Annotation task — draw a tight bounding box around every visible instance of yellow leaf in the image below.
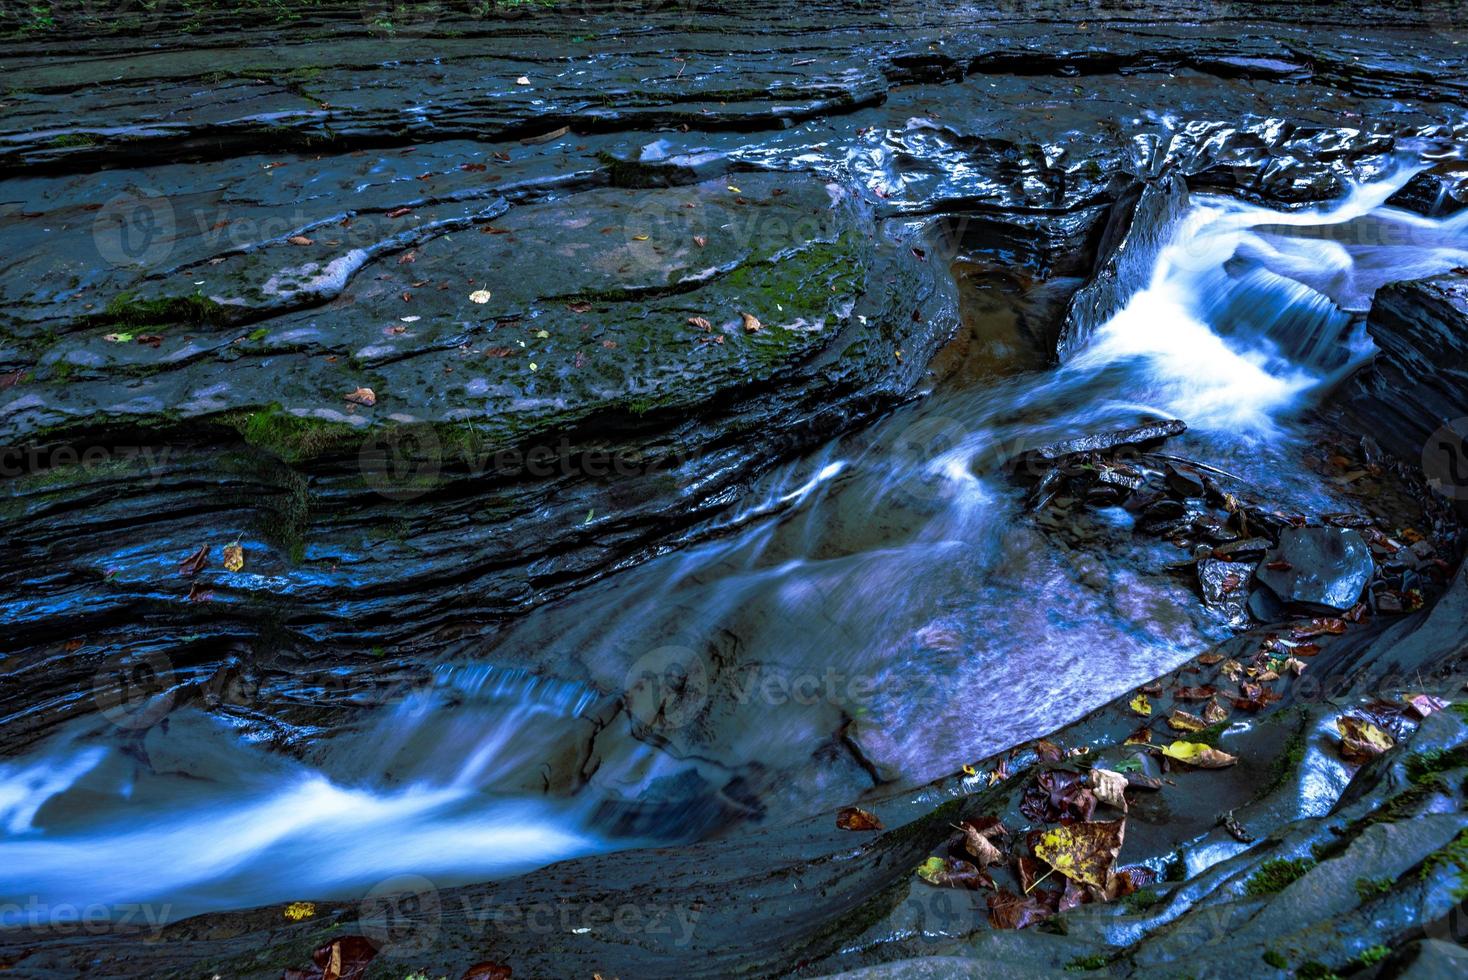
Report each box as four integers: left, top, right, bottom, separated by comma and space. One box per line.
1159, 740, 1237, 768
469, 289, 492, 304
1337, 715, 1394, 763
529, 362, 538, 371
1129, 693, 1152, 717
632, 234, 650, 241
727, 185, 742, 193
222, 542, 244, 573
283, 901, 315, 921
1033, 820, 1125, 889
535, 329, 550, 339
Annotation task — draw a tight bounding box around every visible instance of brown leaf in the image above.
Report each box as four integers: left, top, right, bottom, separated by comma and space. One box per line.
1174, 685, 1217, 701
953, 823, 1004, 867
740, 312, 762, 333
1020, 769, 1096, 823
136, 334, 164, 348
835, 805, 883, 831
521, 125, 569, 145
1167, 708, 1207, 733
567, 301, 593, 313
385, 207, 413, 219
1405, 694, 1448, 720
988, 888, 1051, 930
687, 316, 712, 331
1197, 652, 1224, 665
1293, 617, 1346, 639
287, 235, 314, 246
282, 935, 377, 980
693, 235, 707, 247
1033, 739, 1064, 762
345, 387, 377, 407
1123, 725, 1152, 746
178, 544, 208, 577
462, 965, 512, 980
1202, 699, 1229, 725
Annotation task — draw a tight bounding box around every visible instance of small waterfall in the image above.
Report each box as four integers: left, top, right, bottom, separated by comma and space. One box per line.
2, 169, 1465, 928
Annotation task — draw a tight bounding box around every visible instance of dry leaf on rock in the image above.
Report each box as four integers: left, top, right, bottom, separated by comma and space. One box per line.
1167, 708, 1207, 733
178, 544, 208, 577
1158, 740, 1237, 768
1033, 819, 1125, 890
740, 312, 762, 333
1337, 715, 1394, 763
222, 541, 244, 573
345, 387, 376, 407
915, 856, 992, 890
1088, 768, 1129, 811
835, 806, 883, 831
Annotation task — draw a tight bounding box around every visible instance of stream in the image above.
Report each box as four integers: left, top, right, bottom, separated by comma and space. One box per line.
3, 167, 1467, 928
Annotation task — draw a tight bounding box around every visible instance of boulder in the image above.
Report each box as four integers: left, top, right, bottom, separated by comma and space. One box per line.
1254, 526, 1374, 611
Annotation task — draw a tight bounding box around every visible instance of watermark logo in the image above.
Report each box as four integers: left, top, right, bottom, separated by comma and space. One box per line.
359, 874, 442, 959
622, 644, 709, 734
92, 650, 175, 730
359, 423, 444, 501
92, 190, 175, 269
1423, 418, 1468, 501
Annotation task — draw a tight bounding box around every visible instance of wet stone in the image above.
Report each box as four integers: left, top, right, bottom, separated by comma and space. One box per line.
1254, 526, 1375, 612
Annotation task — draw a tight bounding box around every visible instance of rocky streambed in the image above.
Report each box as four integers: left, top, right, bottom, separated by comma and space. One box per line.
3, 2, 1468, 977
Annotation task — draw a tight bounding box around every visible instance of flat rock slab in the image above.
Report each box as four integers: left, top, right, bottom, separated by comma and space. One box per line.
1255, 526, 1374, 611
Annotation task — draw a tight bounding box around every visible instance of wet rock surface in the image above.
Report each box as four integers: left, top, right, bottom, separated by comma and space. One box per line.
3, 1, 1468, 976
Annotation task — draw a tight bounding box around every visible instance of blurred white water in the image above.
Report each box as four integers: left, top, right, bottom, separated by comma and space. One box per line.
3, 170, 1466, 926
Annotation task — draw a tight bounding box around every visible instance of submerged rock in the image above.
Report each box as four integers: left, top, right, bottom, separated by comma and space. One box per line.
1255, 526, 1374, 611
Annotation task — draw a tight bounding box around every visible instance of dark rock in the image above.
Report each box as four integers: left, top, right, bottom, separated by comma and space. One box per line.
1019, 419, 1187, 464
1254, 527, 1375, 611
1197, 558, 1255, 625
1165, 464, 1205, 499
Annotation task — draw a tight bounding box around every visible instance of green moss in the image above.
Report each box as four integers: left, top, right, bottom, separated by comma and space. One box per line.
1065, 953, 1109, 971
99, 291, 226, 330
1124, 887, 1160, 911
1405, 746, 1468, 785
50, 132, 98, 148
1244, 857, 1316, 897
1261, 949, 1287, 968
1349, 945, 1390, 969
1353, 876, 1393, 901
1418, 828, 1468, 898
1294, 963, 1339, 980
227, 405, 360, 463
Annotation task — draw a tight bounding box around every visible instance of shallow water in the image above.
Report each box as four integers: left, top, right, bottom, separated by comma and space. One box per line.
3, 169, 1466, 926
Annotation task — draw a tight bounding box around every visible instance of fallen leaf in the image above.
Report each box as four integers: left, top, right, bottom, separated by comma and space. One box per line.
135, 334, 164, 348
740, 312, 762, 333
1158, 740, 1237, 768
916, 856, 992, 890
1405, 694, 1447, 720
1202, 699, 1229, 725
1089, 768, 1129, 811
954, 823, 1004, 867
567, 301, 593, 313
693, 235, 707, 247
988, 888, 1051, 930
178, 544, 208, 577
282, 935, 377, 980
1033, 819, 1125, 889
687, 316, 711, 331
461, 965, 512, 980
283, 901, 316, 921
469, 289, 493, 304
514, 76, 531, 85
288, 235, 313, 246
632, 234, 650, 241
104, 332, 134, 343
1020, 769, 1096, 823
835, 806, 883, 831
1337, 715, 1394, 763
1167, 708, 1207, 733
385, 207, 413, 219
345, 387, 377, 407
1129, 693, 1152, 717
534, 329, 550, 339
1033, 739, 1064, 762
1175, 685, 1217, 701
521, 125, 569, 145
222, 541, 244, 573
1123, 726, 1152, 746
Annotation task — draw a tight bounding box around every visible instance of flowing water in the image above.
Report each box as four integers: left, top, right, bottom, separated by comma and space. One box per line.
4, 169, 1467, 927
